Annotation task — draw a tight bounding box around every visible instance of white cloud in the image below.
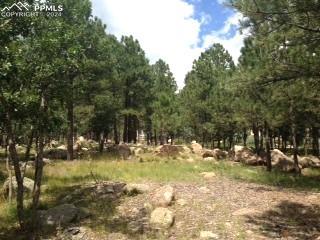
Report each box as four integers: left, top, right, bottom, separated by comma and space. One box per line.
91, 0, 246, 89
202, 12, 248, 63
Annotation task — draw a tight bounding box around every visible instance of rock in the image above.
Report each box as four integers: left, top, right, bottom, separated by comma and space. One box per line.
212, 148, 228, 160
176, 199, 187, 206
301, 168, 314, 177
124, 183, 151, 195
181, 146, 192, 154
199, 186, 210, 194
202, 149, 227, 160
49, 140, 59, 148
202, 150, 214, 158
234, 145, 244, 152
3, 177, 34, 198
156, 144, 181, 157
234, 146, 264, 166
203, 157, 216, 162
134, 148, 144, 156
57, 227, 88, 240
232, 208, 259, 216
150, 207, 174, 229
300, 156, 320, 168
151, 185, 175, 207
271, 149, 299, 172
118, 144, 131, 160
115, 206, 149, 234
191, 142, 203, 154
200, 231, 219, 239
38, 204, 87, 227
43, 158, 52, 165
106, 144, 131, 160
200, 172, 216, 180
143, 202, 154, 213
94, 182, 126, 198
57, 145, 67, 150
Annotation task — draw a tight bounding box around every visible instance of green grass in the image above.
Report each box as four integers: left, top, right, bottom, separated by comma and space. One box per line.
0, 155, 320, 238
209, 162, 320, 191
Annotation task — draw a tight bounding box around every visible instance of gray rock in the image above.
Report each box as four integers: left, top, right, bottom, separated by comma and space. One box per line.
191, 142, 203, 154
38, 204, 87, 227
234, 146, 264, 166
200, 231, 219, 239
150, 207, 174, 229
124, 183, 151, 195
271, 149, 299, 172
151, 185, 175, 207
2, 177, 34, 198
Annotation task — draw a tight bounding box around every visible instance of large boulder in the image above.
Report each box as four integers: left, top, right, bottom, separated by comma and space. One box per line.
202, 150, 215, 158
202, 149, 227, 160
3, 177, 34, 198
106, 144, 131, 160
151, 185, 175, 207
181, 145, 192, 154
234, 146, 264, 166
38, 204, 88, 228
150, 207, 174, 229
191, 141, 203, 154
212, 148, 228, 160
156, 145, 181, 157
271, 149, 298, 172
76, 138, 99, 151
300, 156, 320, 168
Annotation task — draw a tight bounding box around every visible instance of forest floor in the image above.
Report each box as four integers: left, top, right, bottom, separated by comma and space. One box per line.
0, 156, 320, 240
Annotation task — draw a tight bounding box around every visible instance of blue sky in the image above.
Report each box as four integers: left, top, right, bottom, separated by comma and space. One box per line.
91, 0, 246, 88
186, 0, 237, 44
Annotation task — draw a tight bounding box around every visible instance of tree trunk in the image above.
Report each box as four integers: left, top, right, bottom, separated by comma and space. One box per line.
3, 111, 25, 228
252, 123, 260, 154
123, 115, 128, 143
312, 127, 320, 157
99, 132, 105, 153
259, 129, 264, 154
24, 127, 34, 162
113, 118, 119, 145
264, 121, 272, 172
5, 138, 12, 204
243, 129, 247, 147
291, 124, 301, 173
31, 95, 47, 238
153, 130, 157, 146
67, 99, 74, 161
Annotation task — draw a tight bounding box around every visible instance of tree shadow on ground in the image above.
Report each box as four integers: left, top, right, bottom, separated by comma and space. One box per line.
245, 200, 320, 239
40, 181, 150, 239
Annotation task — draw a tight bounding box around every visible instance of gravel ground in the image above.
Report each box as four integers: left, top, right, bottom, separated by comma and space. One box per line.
76, 177, 320, 240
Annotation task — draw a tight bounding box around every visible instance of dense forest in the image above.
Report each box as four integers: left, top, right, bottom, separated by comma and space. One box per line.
0, 0, 319, 238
